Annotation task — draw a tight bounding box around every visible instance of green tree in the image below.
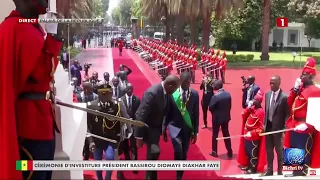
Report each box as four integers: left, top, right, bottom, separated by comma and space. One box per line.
212, 0, 262, 49
288, 0, 320, 18
305, 18, 320, 47
212, 9, 244, 47
131, 0, 142, 19
119, 0, 134, 27
93, 0, 104, 18
111, 7, 121, 25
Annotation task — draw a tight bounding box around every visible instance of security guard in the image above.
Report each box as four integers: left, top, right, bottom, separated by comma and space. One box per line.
72, 77, 83, 102
199, 72, 214, 128
87, 83, 132, 180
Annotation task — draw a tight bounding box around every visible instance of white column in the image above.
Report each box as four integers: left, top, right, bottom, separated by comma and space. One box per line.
283, 28, 288, 46
0, 0, 15, 23
49, 0, 57, 12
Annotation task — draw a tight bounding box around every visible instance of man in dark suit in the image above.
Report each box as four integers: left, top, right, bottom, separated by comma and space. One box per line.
134, 75, 180, 180
116, 64, 132, 81
242, 76, 260, 109
162, 72, 199, 180
261, 76, 289, 176
120, 83, 140, 170
209, 80, 233, 158
200, 72, 214, 129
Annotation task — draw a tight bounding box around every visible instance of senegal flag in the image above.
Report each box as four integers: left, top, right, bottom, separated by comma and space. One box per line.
16, 160, 33, 171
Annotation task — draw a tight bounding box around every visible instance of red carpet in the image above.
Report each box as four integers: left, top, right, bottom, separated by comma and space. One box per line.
80, 47, 291, 179
111, 48, 219, 179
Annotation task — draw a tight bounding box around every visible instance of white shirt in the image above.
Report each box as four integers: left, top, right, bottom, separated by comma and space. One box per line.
62, 52, 67, 61
161, 81, 167, 95
179, 87, 189, 96
269, 89, 280, 107
126, 94, 133, 107
246, 84, 253, 104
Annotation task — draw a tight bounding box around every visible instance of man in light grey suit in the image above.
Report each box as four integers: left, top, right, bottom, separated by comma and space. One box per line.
112, 76, 125, 99
134, 75, 180, 180
261, 76, 289, 177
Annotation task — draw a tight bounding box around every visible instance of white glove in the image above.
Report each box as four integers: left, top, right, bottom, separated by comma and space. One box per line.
247, 100, 254, 108
294, 78, 302, 89
294, 123, 308, 131
245, 132, 251, 137
45, 12, 58, 34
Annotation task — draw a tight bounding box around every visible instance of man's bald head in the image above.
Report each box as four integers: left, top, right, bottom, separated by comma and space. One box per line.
213, 80, 223, 90
83, 82, 93, 95
247, 76, 255, 85
126, 83, 134, 96
112, 76, 120, 86
270, 75, 281, 92
164, 75, 180, 95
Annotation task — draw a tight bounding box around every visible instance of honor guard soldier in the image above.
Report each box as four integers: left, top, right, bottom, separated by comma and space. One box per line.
191, 57, 197, 83
219, 51, 227, 83
238, 90, 267, 174
200, 72, 214, 128
283, 57, 320, 177
87, 83, 132, 180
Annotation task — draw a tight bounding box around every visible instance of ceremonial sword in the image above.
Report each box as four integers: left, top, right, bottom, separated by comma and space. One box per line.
216, 128, 295, 140
56, 101, 148, 127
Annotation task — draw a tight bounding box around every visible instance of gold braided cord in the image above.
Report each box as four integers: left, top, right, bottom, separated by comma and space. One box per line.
250, 141, 259, 167
103, 103, 121, 130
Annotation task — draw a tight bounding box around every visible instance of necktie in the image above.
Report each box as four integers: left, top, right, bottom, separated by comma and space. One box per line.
183, 91, 187, 103
115, 88, 118, 97
128, 96, 132, 109
269, 92, 276, 121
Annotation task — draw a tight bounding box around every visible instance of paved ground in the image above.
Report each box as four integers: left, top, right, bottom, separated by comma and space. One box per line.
75, 48, 115, 78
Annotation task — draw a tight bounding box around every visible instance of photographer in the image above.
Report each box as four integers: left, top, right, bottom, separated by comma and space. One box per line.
83, 62, 92, 79
71, 60, 82, 85
241, 76, 260, 109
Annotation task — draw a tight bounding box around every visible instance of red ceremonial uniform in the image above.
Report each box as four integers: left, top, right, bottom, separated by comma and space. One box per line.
118, 40, 123, 49
192, 58, 197, 70
0, 11, 62, 179
284, 58, 320, 168
238, 91, 267, 172
220, 58, 227, 71
166, 59, 173, 72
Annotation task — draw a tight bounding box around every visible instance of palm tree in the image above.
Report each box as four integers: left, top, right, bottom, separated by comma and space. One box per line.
261, 0, 270, 60
183, 0, 243, 49
56, 0, 95, 45
141, 0, 169, 40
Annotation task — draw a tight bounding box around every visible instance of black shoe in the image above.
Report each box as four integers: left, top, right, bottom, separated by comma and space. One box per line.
240, 166, 249, 171
260, 171, 273, 176
245, 168, 257, 174
202, 125, 207, 129
277, 171, 283, 175
117, 171, 124, 180
209, 151, 218, 157
227, 151, 233, 158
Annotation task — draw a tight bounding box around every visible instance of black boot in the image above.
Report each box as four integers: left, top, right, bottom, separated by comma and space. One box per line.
240, 166, 250, 171
245, 167, 257, 174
